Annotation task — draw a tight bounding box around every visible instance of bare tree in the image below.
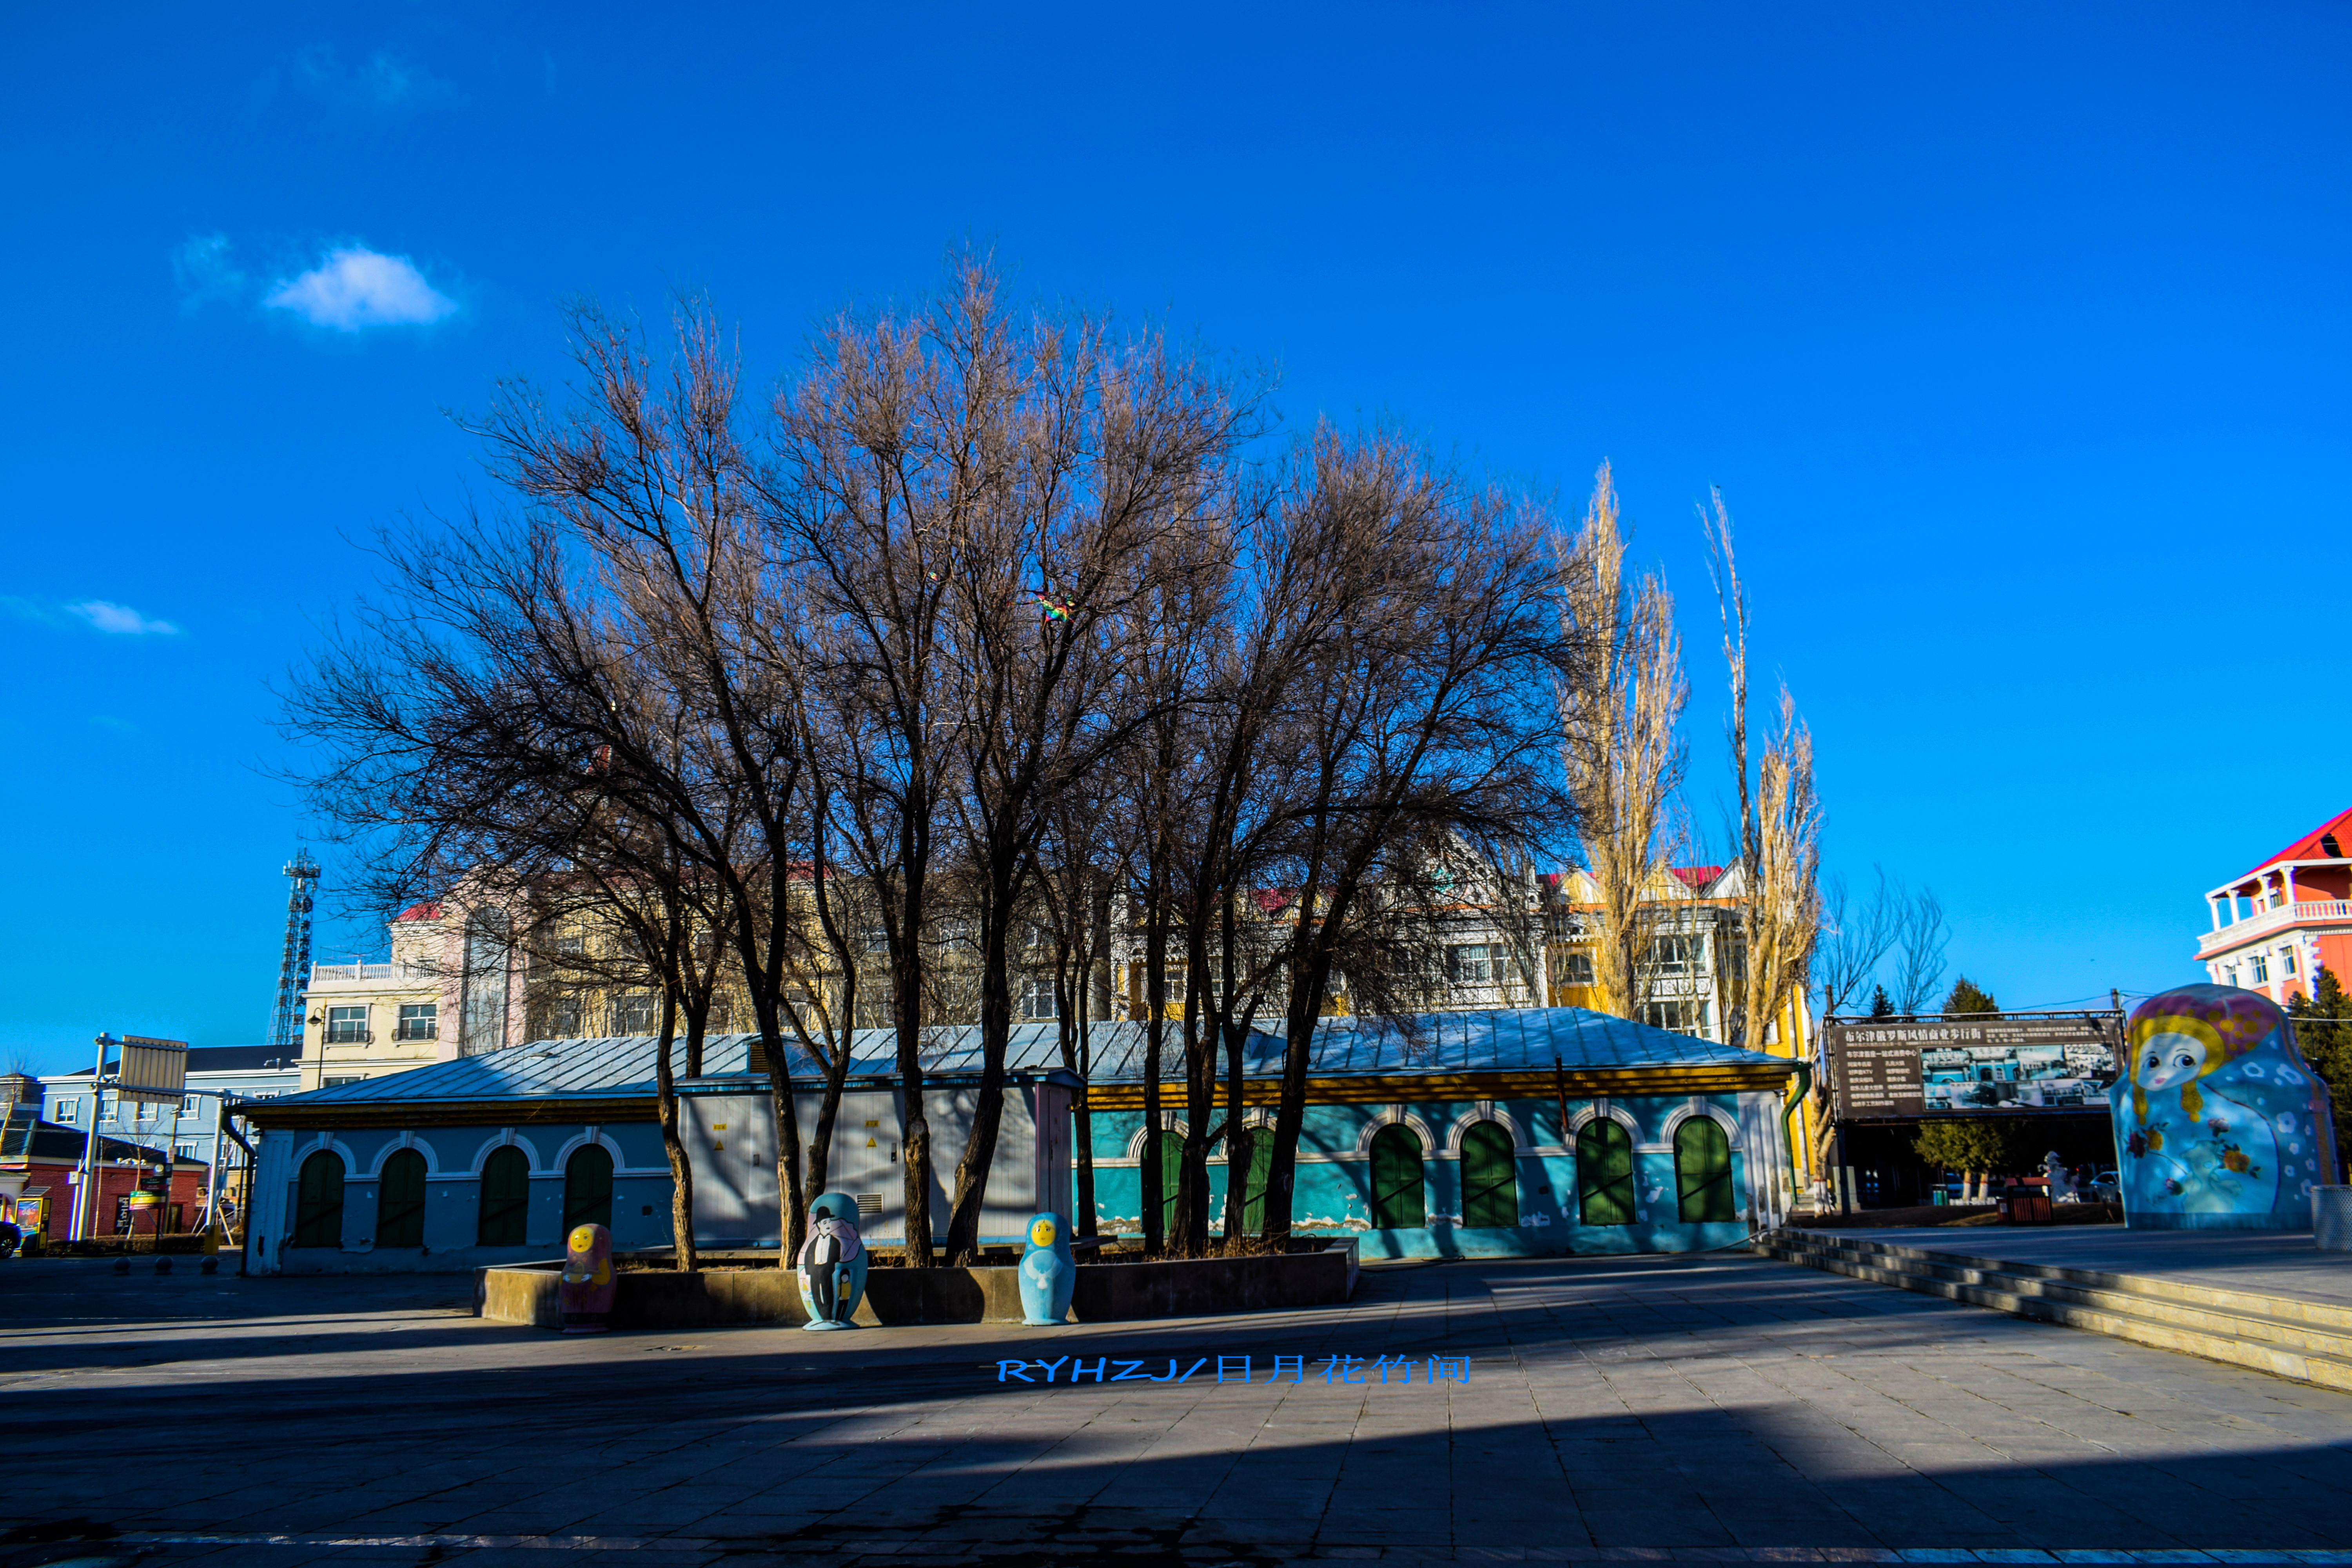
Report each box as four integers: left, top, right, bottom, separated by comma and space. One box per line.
1704, 493, 1822, 1055
1815, 867, 1900, 1020
1891, 888, 1951, 1015
1557, 461, 1686, 1024
1256, 431, 1572, 1245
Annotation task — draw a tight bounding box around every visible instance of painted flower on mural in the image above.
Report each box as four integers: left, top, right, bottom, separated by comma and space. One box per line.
2207, 1117, 2230, 1136
2164, 1178, 2184, 1194
2126, 1130, 2148, 1158
2219, 1144, 2258, 1176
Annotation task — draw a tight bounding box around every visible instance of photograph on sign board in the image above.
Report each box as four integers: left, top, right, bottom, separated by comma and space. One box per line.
1920, 1038, 2119, 1112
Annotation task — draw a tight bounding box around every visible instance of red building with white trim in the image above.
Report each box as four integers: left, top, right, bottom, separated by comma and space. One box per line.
2199, 807, 2352, 1004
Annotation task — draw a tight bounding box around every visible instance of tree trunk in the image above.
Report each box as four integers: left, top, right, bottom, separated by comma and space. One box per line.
652, 991, 697, 1272
757, 985, 808, 1260
1142, 860, 1169, 1255
944, 876, 1020, 1264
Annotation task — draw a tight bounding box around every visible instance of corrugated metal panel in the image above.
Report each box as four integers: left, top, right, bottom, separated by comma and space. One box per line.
256, 1006, 1786, 1112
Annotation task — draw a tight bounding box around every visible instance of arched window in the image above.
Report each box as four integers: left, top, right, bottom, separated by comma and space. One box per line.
477, 1145, 531, 1246
563, 1143, 614, 1233
376, 1148, 426, 1248
460, 907, 511, 1056
294, 1150, 344, 1249
1674, 1115, 1735, 1223
1459, 1120, 1519, 1228
1576, 1118, 1634, 1225
1368, 1123, 1426, 1229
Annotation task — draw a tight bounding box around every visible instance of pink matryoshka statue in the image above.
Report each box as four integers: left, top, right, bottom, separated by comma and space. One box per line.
2111, 985, 2339, 1229
559, 1223, 616, 1332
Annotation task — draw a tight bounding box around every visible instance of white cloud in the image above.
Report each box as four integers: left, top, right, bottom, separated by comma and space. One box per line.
295, 45, 448, 108
68, 601, 180, 636
265, 247, 457, 332
173, 232, 247, 308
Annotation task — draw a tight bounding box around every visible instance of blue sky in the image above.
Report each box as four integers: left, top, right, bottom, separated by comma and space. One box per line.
3, 6, 2346, 1073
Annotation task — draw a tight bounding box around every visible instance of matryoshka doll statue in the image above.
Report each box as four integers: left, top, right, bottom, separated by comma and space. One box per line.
797, 1192, 867, 1330
2112, 984, 2339, 1229
1018, 1210, 1076, 1326
559, 1223, 616, 1333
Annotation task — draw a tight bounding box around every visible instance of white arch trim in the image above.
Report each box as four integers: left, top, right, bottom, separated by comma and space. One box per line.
466, 1129, 544, 1175
367, 1135, 445, 1178
550, 1129, 624, 1169
297, 1134, 363, 1174
1123, 1120, 1189, 1161
1443, 1107, 1526, 1156
1352, 1109, 1439, 1157
1659, 1098, 1742, 1148
1563, 1102, 1641, 1138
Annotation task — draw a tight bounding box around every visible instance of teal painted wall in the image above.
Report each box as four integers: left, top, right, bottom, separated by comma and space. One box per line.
1082, 1091, 1761, 1257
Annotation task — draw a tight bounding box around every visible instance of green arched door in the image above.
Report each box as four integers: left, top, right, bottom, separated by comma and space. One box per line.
1368, 1123, 1426, 1229
1675, 1116, 1735, 1222
1143, 1129, 1183, 1235
294, 1151, 344, 1249
1576, 1118, 1634, 1225
376, 1149, 426, 1248
477, 1145, 531, 1246
1236, 1127, 1274, 1234
1459, 1121, 1519, 1227
564, 1143, 614, 1232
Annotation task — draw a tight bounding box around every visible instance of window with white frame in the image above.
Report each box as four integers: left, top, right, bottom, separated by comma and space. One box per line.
611, 993, 657, 1035
1646, 935, 1700, 975
1446, 944, 1501, 985
2251, 953, 2270, 983
1642, 998, 1711, 1035
2283, 947, 2298, 976
395, 1002, 438, 1040
56, 1098, 78, 1125
1018, 976, 1058, 1021
325, 1005, 368, 1043
1560, 949, 1597, 985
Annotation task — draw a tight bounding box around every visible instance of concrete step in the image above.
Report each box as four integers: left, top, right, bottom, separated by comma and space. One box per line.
1756, 1227, 2352, 1394
1768, 1230, 2352, 1362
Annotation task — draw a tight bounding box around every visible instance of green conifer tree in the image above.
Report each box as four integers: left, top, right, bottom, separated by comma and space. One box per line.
1868, 983, 1895, 1018
2288, 965, 2352, 1180
1942, 976, 1999, 1015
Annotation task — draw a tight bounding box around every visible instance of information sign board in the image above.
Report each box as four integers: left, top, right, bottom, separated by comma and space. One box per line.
114, 1036, 189, 1103
1825, 1013, 2123, 1119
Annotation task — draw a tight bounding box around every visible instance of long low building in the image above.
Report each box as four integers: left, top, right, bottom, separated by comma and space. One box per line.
1080, 1007, 1801, 1258
237, 1007, 1798, 1272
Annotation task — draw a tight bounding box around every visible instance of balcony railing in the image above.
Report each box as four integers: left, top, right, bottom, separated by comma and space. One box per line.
309, 960, 432, 984
2197, 899, 2352, 958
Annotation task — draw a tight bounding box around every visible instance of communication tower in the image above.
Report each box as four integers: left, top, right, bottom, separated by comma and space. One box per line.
268, 849, 321, 1052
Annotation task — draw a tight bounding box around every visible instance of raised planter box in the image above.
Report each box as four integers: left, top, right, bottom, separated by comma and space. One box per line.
476, 1238, 1358, 1331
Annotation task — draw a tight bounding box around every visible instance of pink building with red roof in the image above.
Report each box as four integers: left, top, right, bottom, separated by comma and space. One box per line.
2198, 807, 2352, 1004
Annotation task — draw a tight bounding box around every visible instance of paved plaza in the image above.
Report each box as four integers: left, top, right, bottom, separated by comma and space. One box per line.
5, 1249, 2352, 1567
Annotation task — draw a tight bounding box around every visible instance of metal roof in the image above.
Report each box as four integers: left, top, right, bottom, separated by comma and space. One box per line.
245, 1007, 1791, 1113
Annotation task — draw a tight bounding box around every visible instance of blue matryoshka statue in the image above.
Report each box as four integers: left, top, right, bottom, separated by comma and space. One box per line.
797, 1192, 868, 1330
1018, 1210, 1076, 1326
2111, 984, 2339, 1229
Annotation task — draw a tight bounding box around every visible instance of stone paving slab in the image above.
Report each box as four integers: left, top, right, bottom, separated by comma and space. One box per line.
5, 1253, 2352, 1565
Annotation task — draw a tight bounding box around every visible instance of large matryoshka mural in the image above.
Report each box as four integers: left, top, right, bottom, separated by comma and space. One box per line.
2111, 985, 2338, 1229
